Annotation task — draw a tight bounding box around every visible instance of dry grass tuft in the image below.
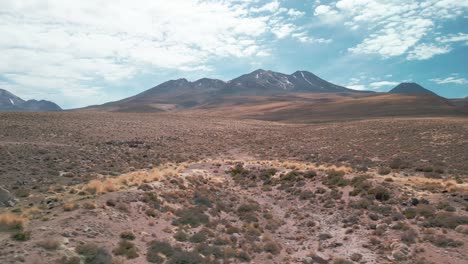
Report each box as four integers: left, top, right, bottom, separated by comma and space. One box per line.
0, 213, 26, 231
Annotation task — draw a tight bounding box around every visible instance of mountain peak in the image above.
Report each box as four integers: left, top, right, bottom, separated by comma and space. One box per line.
389, 83, 438, 96
0, 88, 62, 111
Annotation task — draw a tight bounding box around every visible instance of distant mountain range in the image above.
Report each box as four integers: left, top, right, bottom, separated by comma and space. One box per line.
2, 69, 467, 120
82, 69, 467, 121
0, 89, 62, 112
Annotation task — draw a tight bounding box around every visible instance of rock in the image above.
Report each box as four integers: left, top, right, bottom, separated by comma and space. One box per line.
455, 225, 468, 234
350, 253, 363, 262
0, 186, 17, 207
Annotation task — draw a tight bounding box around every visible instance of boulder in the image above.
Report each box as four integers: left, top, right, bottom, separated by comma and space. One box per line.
0, 186, 17, 207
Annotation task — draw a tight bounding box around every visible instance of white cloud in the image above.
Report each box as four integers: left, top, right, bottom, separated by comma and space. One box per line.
0, 0, 312, 108
369, 81, 399, 88
430, 77, 468, 85
314, 5, 343, 24
407, 43, 451, 60
314, 0, 468, 59
436, 33, 468, 45
347, 85, 367, 90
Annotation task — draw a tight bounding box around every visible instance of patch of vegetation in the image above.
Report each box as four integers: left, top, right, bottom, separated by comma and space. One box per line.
167, 251, 205, 264
120, 231, 136, 240
76, 243, 113, 264
424, 212, 468, 229
368, 186, 391, 201
378, 167, 391, 175
400, 228, 418, 244
37, 238, 61, 250
11, 230, 31, 241
172, 207, 209, 227
174, 230, 189, 242
324, 170, 348, 187
237, 202, 260, 223
0, 213, 26, 231
147, 241, 175, 263
389, 158, 410, 170
113, 240, 139, 259
424, 234, 463, 248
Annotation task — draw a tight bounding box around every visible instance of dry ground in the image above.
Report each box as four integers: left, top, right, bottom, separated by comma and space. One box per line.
0, 112, 467, 263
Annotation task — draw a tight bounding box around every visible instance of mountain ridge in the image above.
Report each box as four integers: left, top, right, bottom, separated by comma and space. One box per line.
0, 88, 62, 112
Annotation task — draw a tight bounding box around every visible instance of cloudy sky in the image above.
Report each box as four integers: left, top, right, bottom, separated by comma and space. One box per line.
1, 0, 467, 108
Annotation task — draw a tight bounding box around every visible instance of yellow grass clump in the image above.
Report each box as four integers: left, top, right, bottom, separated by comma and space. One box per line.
0, 213, 26, 231
80, 163, 186, 195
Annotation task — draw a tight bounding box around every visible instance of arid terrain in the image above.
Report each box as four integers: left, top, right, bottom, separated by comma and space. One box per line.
0, 112, 467, 264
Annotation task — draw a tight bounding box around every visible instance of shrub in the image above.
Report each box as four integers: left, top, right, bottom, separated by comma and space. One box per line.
281, 170, 302, 181
147, 241, 174, 263
263, 241, 281, 255
189, 231, 207, 243
303, 170, 317, 179
193, 192, 213, 208
11, 230, 31, 241
167, 251, 205, 264
368, 186, 391, 201
400, 228, 418, 244
324, 170, 348, 187
425, 212, 468, 229
173, 207, 209, 227
416, 204, 436, 218
424, 235, 463, 248
14, 188, 30, 198
403, 208, 417, 219
37, 238, 61, 250
120, 231, 136, 240
333, 258, 354, 264
113, 240, 139, 259
63, 202, 79, 211
196, 244, 223, 259
237, 203, 260, 223
378, 167, 391, 175
83, 202, 97, 210
389, 158, 409, 169
0, 213, 25, 231
76, 243, 113, 264
174, 230, 189, 242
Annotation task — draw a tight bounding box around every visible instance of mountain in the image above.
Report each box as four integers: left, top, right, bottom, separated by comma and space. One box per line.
82, 72, 467, 120
223, 69, 355, 95
85, 69, 366, 112
389, 83, 438, 96
0, 89, 62, 112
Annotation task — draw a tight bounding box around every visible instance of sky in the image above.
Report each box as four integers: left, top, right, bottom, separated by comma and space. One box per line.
0, 0, 467, 109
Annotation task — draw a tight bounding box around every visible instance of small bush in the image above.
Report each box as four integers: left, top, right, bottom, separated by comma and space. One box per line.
378, 167, 391, 175
368, 186, 391, 201
425, 212, 468, 229
174, 230, 188, 242
147, 241, 174, 263
304, 170, 317, 179
0, 213, 26, 231
173, 207, 209, 227
113, 240, 139, 259
189, 231, 207, 243
11, 230, 31, 241
167, 251, 205, 264
403, 208, 417, 219
416, 204, 435, 218
424, 235, 463, 248
324, 170, 348, 187
76, 243, 113, 264
37, 238, 61, 250
63, 202, 79, 211
263, 241, 281, 255
120, 231, 136, 240
400, 228, 418, 244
